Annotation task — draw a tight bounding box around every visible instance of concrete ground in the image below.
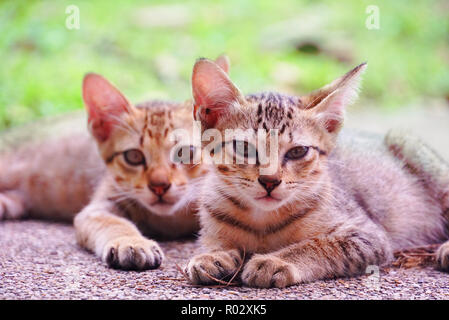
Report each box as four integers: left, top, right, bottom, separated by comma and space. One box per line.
0, 220, 448, 300
0, 102, 448, 300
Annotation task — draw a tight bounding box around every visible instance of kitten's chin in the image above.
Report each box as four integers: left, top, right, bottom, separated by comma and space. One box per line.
252, 196, 285, 211
137, 199, 178, 216
149, 202, 175, 215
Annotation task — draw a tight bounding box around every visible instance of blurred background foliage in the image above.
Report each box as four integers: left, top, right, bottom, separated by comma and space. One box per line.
0, 0, 448, 130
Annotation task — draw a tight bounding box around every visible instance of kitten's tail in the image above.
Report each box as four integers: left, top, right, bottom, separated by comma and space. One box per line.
385, 129, 449, 213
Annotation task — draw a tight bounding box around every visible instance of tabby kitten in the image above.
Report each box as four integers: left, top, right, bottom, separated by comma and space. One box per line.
0, 55, 231, 270
185, 58, 449, 287
74, 73, 205, 270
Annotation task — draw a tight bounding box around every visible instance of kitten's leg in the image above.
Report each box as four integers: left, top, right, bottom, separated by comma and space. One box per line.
241, 227, 392, 288
0, 191, 27, 220
186, 249, 243, 284
74, 201, 164, 270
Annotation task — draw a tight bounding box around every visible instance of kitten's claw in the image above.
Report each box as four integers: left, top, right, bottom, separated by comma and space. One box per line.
186, 250, 242, 285
436, 241, 449, 271
241, 254, 297, 288
103, 236, 164, 270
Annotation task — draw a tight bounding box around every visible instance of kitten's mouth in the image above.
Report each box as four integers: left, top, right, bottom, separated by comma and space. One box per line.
150, 197, 174, 206
255, 195, 281, 202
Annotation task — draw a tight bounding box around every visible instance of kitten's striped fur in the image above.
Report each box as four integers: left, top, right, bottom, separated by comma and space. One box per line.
0, 75, 206, 270
74, 93, 206, 270
186, 58, 449, 287
0, 56, 231, 270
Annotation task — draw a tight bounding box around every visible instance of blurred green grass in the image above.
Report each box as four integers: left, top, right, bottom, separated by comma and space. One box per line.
0, 0, 448, 130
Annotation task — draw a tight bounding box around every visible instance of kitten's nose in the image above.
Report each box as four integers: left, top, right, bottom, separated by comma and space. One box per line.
258, 175, 282, 193
149, 182, 171, 196
148, 168, 171, 196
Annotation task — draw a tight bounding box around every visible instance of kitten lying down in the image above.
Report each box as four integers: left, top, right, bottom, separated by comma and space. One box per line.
0, 55, 229, 270
185, 58, 449, 288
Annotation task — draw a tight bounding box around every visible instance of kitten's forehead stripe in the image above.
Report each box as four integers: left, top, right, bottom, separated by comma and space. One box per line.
280, 124, 286, 134
140, 112, 149, 147
246, 92, 301, 131
134, 101, 184, 145
257, 104, 263, 115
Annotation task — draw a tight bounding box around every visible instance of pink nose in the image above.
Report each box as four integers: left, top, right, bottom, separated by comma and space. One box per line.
258, 176, 281, 193
148, 168, 171, 196
149, 183, 171, 196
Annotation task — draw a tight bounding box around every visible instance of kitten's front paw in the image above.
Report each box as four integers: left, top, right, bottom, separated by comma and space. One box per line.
436, 241, 449, 271
103, 236, 164, 270
186, 250, 242, 285
241, 254, 298, 288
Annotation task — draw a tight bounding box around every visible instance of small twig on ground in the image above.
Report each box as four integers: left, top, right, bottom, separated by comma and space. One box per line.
175, 262, 189, 280
158, 277, 186, 281
174, 249, 246, 288
392, 244, 440, 268
203, 272, 239, 286
226, 248, 245, 286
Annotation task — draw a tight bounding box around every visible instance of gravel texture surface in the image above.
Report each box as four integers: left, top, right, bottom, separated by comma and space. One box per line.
1, 220, 448, 300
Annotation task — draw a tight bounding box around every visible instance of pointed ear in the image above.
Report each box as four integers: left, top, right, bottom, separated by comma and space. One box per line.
302, 63, 367, 134
82, 73, 132, 142
215, 54, 230, 74
192, 58, 245, 129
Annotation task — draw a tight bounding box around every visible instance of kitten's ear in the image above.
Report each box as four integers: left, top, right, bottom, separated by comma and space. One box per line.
192, 58, 245, 128
215, 54, 230, 74
82, 73, 132, 142
302, 63, 367, 134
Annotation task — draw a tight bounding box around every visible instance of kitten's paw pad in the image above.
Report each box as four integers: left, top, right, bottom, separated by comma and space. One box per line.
103, 236, 164, 271
186, 250, 242, 285
241, 255, 297, 288
0, 193, 25, 220
436, 242, 449, 271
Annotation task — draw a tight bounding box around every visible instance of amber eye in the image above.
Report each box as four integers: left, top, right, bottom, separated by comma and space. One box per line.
285, 146, 309, 160
173, 145, 196, 164
123, 149, 146, 166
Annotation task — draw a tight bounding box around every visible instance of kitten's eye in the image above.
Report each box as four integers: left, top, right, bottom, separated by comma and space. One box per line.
285, 146, 309, 160
232, 140, 257, 158
173, 145, 196, 164
123, 149, 146, 166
